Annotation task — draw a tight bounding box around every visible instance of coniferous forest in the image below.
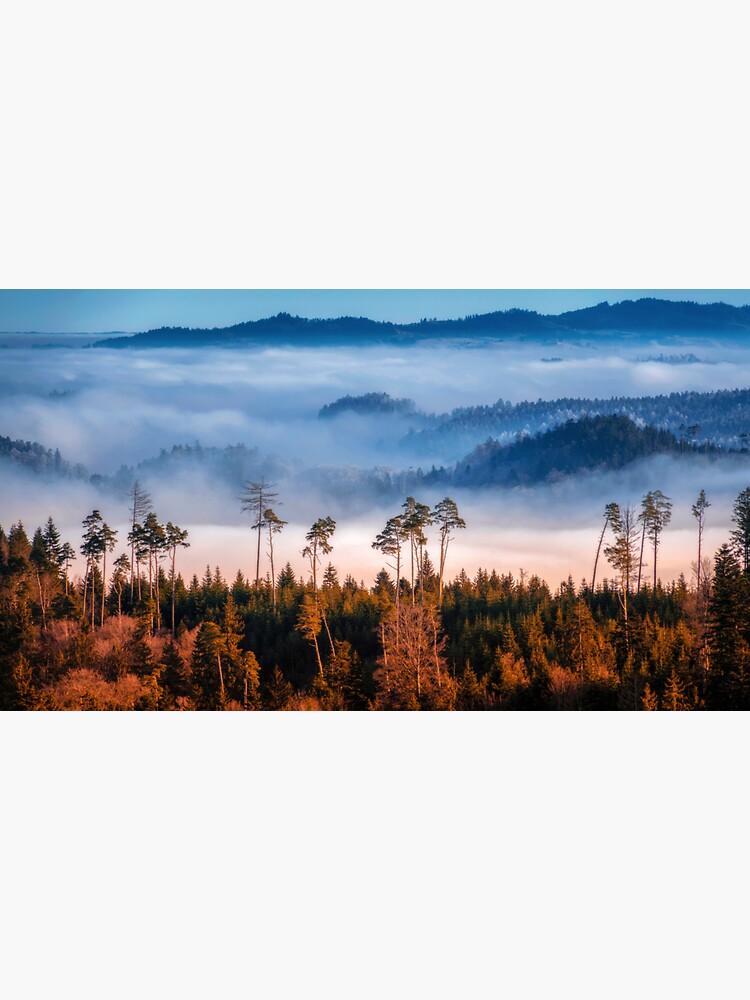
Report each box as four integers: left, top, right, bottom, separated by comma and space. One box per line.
3, 478, 750, 711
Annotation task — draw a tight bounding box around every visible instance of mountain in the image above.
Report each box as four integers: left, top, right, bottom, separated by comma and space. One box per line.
92, 299, 750, 349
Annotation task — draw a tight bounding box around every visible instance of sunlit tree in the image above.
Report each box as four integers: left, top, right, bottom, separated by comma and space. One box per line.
302, 516, 336, 593
433, 497, 466, 605
165, 521, 190, 637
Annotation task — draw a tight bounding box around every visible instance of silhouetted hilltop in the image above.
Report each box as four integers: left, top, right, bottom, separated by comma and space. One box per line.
93, 299, 750, 349
95, 313, 399, 349
556, 298, 750, 332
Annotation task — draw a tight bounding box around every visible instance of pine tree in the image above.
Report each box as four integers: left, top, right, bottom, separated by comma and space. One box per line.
707, 544, 750, 708
302, 517, 336, 592
191, 622, 228, 709
434, 498, 466, 605
266, 665, 294, 710
372, 516, 406, 607
730, 487, 750, 572
692, 490, 711, 597
263, 508, 287, 611
165, 522, 189, 637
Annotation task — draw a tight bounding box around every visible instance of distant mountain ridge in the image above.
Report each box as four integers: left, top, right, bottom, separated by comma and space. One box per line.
92, 298, 750, 349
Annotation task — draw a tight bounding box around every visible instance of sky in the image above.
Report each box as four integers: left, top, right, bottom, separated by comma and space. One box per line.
1, 289, 750, 333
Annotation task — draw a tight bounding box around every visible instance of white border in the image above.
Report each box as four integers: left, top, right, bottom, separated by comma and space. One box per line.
2, 2, 747, 997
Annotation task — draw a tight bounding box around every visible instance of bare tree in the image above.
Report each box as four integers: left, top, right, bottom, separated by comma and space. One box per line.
240, 480, 279, 587
374, 602, 453, 710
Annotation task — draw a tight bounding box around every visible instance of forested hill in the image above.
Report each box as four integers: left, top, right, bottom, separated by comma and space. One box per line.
0, 435, 87, 479
319, 392, 416, 419
92, 299, 750, 349
407, 386, 750, 456
448, 415, 706, 488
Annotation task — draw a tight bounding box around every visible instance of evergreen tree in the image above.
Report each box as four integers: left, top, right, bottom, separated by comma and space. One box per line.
433, 497, 466, 605
263, 508, 287, 611
266, 666, 294, 710
372, 516, 407, 607
692, 490, 711, 596
730, 487, 750, 572
165, 522, 189, 637
302, 517, 336, 592
707, 544, 750, 708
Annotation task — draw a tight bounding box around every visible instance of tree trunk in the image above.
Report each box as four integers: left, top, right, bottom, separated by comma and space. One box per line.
313, 630, 323, 677
35, 570, 47, 629
82, 558, 89, 617
269, 527, 276, 611
637, 522, 646, 592
101, 549, 107, 626
321, 608, 335, 659
217, 652, 225, 704
438, 533, 447, 605
171, 550, 176, 638
592, 515, 609, 592
255, 509, 262, 588
410, 536, 415, 604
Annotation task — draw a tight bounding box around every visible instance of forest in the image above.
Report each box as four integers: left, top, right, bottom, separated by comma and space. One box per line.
2, 477, 750, 712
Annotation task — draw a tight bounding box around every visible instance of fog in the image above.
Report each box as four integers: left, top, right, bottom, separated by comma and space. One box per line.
2, 334, 750, 470
2, 332, 750, 589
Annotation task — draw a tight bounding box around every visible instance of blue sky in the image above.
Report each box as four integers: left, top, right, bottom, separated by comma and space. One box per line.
0, 289, 749, 333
